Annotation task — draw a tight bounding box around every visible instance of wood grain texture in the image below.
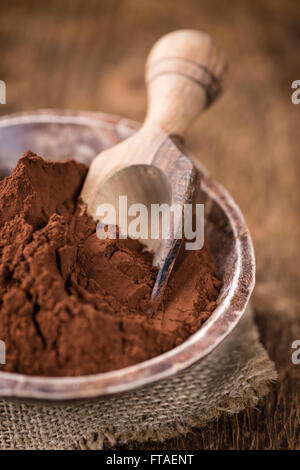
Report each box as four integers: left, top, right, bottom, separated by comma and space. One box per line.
145, 29, 226, 136
0, 0, 299, 450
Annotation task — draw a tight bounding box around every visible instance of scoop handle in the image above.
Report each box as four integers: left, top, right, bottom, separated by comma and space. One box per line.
144, 29, 227, 139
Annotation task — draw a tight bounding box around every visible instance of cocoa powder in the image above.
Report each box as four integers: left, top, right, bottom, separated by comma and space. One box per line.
0, 151, 221, 376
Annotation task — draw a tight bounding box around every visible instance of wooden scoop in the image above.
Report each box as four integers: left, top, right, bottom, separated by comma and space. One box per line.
81, 29, 227, 311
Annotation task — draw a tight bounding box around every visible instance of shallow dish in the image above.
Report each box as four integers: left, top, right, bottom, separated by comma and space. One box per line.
0, 110, 255, 401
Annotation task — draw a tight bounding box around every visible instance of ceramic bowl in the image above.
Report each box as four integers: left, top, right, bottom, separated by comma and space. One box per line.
0, 110, 255, 401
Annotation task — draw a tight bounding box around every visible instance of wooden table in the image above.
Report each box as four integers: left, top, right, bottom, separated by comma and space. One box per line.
0, 0, 299, 450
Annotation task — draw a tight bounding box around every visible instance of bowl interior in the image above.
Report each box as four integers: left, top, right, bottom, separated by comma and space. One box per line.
0, 110, 254, 400
0, 111, 234, 278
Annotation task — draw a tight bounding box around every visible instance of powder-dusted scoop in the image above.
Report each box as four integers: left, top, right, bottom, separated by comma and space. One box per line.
81, 30, 227, 311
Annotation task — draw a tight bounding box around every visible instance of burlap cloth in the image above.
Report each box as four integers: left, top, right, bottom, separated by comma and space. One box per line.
0, 303, 276, 450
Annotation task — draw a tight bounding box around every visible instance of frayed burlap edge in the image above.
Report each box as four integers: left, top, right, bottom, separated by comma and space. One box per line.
0, 303, 277, 450
80, 369, 276, 451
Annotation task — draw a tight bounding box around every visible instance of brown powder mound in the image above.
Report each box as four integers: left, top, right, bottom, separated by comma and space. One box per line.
0, 151, 221, 376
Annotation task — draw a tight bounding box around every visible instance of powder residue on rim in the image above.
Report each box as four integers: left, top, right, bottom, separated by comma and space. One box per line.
0, 151, 221, 376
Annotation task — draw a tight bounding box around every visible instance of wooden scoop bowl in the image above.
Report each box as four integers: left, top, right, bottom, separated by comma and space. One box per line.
81, 30, 227, 311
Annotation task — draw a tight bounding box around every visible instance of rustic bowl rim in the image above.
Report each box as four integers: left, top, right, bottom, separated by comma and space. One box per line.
0, 109, 255, 401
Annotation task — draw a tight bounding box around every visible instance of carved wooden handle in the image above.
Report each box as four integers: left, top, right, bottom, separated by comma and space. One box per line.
145, 29, 227, 138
